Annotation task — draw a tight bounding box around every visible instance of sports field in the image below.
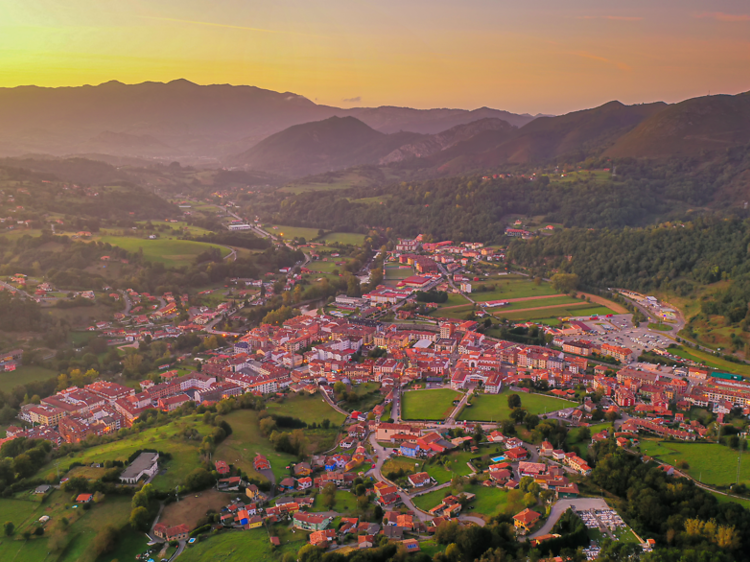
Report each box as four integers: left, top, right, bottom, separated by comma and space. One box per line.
99, 236, 230, 268
401, 388, 464, 420
458, 390, 575, 421
639, 440, 750, 486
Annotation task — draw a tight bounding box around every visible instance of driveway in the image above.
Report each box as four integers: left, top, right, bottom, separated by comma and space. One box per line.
528, 498, 609, 539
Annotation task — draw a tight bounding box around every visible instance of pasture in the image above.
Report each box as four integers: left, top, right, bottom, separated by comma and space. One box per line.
178, 526, 306, 562
401, 388, 464, 420
458, 390, 575, 422
98, 236, 230, 268
0, 365, 56, 393
639, 440, 750, 486
264, 393, 346, 426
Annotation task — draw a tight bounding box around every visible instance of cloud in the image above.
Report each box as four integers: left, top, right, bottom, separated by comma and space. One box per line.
569, 51, 632, 72
342, 96, 362, 103
695, 12, 750, 22
138, 15, 320, 36
576, 15, 643, 21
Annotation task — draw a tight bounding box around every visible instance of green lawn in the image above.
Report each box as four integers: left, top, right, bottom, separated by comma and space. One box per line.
0, 365, 56, 393
648, 323, 673, 332
639, 440, 750, 486
494, 304, 613, 322
413, 487, 451, 512
481, 295, 583, 311
321, 232, 366, 245
458, 390, 574, 421
711, 491, 750, 510
382, 456, 422, 477
98, 236, 230, 268
412, 482, 510, 518
429, 305, 475, 320
471, 278, 559, 301
384, 265, 414, 280
434, 293, 472, 309
265, 393, 346, 426
311, 490, 358, 514
401, 389, 464, 420
179, 527, 306, 562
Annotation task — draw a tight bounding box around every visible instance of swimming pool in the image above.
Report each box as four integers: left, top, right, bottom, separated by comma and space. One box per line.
491, 455, 506, 462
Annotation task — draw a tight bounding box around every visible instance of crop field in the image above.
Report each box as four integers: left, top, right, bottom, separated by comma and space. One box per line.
401, 388, 464, 420
639, 440, 750, 486
458, 390, 575, 421
179, 526, 306, 562
264, 393, 346, 426
0, 365, 56, 393
98, 236, 230, 268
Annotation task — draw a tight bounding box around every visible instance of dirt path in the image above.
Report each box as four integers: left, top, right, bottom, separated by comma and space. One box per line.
579, 292, 628, 314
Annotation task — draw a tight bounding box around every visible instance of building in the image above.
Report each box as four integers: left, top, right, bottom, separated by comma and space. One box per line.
120, 451, 159, 484
513, 508, 541, 533
293, 512, 331, 531
153, 523, 190, 541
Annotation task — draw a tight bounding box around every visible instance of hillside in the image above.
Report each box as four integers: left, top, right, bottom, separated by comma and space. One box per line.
379, 118, 516, 164
228, 116, 424, 177
435, 100, 667, 172
0, 80, 537, 161
605, 92, 750, 158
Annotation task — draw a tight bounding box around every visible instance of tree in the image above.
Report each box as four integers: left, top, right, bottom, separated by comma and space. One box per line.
4, 521, 14, 536
550, 273, 579, 293
129, 506, 151, 531
507, 394, 522, 409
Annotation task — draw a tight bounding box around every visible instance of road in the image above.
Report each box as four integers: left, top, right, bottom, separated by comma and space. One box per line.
527, 498, 609, 539
320, 390, 351, 417
446, 388, 473, 424
0, 280, 33, 299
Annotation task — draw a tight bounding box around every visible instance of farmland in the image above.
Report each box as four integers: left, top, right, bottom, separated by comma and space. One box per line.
98, 236, 231, 268
266, 224, 366, 246
179, 526, 306, 562
458, 390, 574, 422
401, 388, 464, 420
639, 440, 750, 486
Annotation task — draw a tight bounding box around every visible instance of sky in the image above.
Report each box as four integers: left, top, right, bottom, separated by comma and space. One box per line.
1, 0, 749, 114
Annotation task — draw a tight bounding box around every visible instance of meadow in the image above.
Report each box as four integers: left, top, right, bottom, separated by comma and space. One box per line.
98, 236, 230, 268
493, 304, 613, 322
178, 526, 306, 562
401, 388, 464, 420
412, 482, 512, 518
0, 365, 56, 393
458, 390, 575, 422
639, 440, 750, 486
264, 393, 346, 426
268, 225, 365, 245
669, 346, 750, 377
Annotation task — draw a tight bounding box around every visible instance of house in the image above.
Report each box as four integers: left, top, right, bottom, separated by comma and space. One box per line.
254, 454, 271, 471
513, 509, 541, 533
215, 460, 230, 475
488, 430, 506, 443
153, 523, 190, 541
293, 462, 312, 476
309, 529, 337, 546
298, 477, 313, 490
76, 493, 93, 503
400, 441, 420, 457
407, 472, 433, 488
540, 441, 553, 456
358, 535, 375, 549
401, 538, 421, 553
293, 512, 331, 531
505, 447, 528, 461
279, 477, 297, 491
120, 451, 159, 484
382, 526, 404, 540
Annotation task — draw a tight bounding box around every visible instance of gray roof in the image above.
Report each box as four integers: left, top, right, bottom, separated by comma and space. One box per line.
121, 451, 158, 480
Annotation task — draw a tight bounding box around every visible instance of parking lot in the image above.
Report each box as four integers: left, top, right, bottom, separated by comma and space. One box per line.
568, 313, 675, 359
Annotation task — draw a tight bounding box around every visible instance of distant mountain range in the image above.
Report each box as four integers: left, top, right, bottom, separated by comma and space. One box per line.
0, 79, 540, 161
1, 80, 748, 178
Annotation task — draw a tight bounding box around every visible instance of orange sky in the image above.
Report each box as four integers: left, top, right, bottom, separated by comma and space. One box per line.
1, 0, 749, 114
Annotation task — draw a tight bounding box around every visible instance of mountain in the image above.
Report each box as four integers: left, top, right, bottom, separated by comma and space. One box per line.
378, 118, 516, 164
228, 116, 424, 176
605, 92, 750, 158
0, 80, 538, 161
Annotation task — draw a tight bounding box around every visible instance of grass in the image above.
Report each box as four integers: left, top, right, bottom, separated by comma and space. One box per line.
433, 293, 472, 309
458, 390, 574, 421
669, 346, 750, 377
178, 527, 306, 562
98, 236, 230, 268
268, 225, 364, 246
384, 265, 414, 280
412, 482, 510, 518
710, 491, 750, 510
401, 389, 464, 420
494, 304, 613, 323
429, 305, 475, 320
264, 393, 346, 426
0, 365, 56, 392
639, 440, 750, 486
37, 415, 213, 492
480, 295, 583, 311
311, 490, 358, 514
648, 322, 673, 331
215, 409, 339, 483
382, 456, 421, 476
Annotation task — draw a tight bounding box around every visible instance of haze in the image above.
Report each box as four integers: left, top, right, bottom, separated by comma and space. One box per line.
2, 0, 749, 114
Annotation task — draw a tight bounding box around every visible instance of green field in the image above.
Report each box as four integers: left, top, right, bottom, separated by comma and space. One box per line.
481, 295, 582, 311
268, 225, 365, 246
412, 482, 510, 518
639, 440, 750, 486
401, 389, 464, 420
433, 293, 472, 309
36, 415, 212, 492
311, 490, 358, 513
472, 283, 559, 302
648, 323, 673, 332
384, 265, 414, 280
264, 393, 346, 426
216, 408, 339, 482
429, 305, 475, 320
98, 236, 231, 268
382, 456, 421, 477
669, 346, 750, 377
494, 304, 613, 322
458, 390, 574, 422
0, 365, 56, 392
179, 526, 306, 562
